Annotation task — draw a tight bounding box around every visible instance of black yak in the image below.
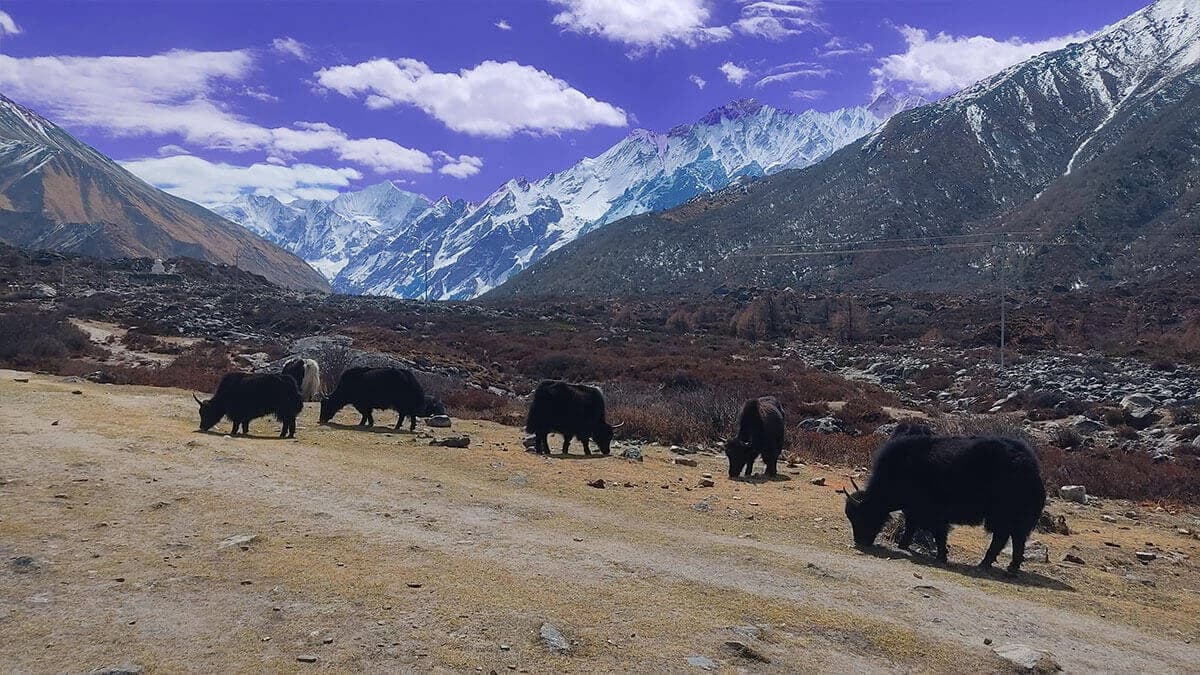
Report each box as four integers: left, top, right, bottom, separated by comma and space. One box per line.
319, 366, 425, 431
420, 394, 447, 417
525, 380, 622, 455
723, 396, 785, 478
840, 434, 1046, 575
282, 358, 321, 401
195, 372, 303, 438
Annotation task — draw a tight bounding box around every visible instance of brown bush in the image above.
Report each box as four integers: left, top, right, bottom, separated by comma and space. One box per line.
834, 397, 890, 433
788, 431, 880, 467
0, 308, 95, 368
1038, 445, 1200, 503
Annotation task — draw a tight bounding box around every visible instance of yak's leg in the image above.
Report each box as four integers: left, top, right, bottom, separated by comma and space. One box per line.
764, 451, 779, 477
409, 413, 417, 432
229, 420, 240, 435
580, 436, 591, 455
560, 434, 573, 455
932, 523, 950, 564
394, 412, 404, 430
1006, 531, 1029, 576
744, 455, 756, 477
898, 523, 915, 551
537, 433, 550, 455
980, 530, 1010, 569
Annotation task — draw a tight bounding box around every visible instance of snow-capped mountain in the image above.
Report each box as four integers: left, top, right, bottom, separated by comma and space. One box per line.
214, 182, 431, 279
216, 99, 907, 299
491, 0, 1200, 299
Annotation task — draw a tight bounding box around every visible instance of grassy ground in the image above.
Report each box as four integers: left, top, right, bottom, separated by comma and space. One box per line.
1, 370, 1197, 672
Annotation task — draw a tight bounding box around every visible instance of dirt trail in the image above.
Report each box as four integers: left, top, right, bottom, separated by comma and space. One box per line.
1, 370, 1197, 672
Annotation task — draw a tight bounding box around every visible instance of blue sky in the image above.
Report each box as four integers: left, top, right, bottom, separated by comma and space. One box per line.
0, 0, 1149, 206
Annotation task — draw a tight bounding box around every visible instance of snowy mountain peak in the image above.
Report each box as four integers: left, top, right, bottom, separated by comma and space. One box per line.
698, 98, 766, 126
867, 90, 931, 119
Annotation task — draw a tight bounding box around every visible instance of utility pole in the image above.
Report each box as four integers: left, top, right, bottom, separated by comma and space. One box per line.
997, 240, 1007, 370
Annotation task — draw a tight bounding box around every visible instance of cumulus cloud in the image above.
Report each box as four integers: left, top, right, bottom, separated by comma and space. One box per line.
688, 74, 706, 89
495, 19, 512, 31
733, 0, 822, 40
316, 58, 627, 137
271, 37, 311, 61
719, 62, 750, 86
872, 26, 1090, 96
0, 49, 433, 174
790, 88, 825, 101
121, 154, 363, 205
816, 36, 872, 58
0, 10, 21, 36
548, 0, 730, 52
433, 151, 484, 178
754, 62, 832, 88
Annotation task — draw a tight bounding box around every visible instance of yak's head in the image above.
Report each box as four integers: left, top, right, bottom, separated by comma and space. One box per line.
421, 395, 447, 417
891, 421, 933, 439
318, 397, 339, 424
595, 420, 623, 455
194, 394, 221, 432
723, 436, 750, 457
839, 478, 887, 548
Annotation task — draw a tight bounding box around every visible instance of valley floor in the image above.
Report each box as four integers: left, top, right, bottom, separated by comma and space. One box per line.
1, 371, 1198, 672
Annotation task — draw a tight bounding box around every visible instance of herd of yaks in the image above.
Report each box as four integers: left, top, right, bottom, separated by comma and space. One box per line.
191, 358, 1048, 575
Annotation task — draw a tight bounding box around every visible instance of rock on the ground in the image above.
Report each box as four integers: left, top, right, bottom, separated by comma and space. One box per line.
673, 457, 698, 467
698, 478, 716, 488
429, 435, 470, 448
724, 640, 770, 663
587, 479, 606, 489
218, 534, 262, 550
992, 644, 1061, 673
809, 477, 826, 486
1004, 540, 1049, 564
426, 415, 452, 428
686, 655, 717, 670
1058, 485, 1086, 503
90, 664, 143, 675
669, 445, 695, 455
1120, 394, 1159, 426
523, 435, 538, 451
620, 446, 643, 461
1063, 553, 1085, 565
1135, 551, 1157, 562
1036, 512, 1070, 535
540, 622, 571, 653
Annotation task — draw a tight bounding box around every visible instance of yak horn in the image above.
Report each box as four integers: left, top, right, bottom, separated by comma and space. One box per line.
193, 393, 203, 405
849, 477, 861, 492
611, 421, 625, 429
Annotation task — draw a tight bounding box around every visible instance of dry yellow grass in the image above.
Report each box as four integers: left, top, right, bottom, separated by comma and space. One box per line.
1, 370, 1197, 672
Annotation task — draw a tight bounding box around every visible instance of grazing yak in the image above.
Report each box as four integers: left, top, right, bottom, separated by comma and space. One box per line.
319, 366, 425, 431
195, 372, 303, 438
840, 434, 1046, 575
724, 396, 785, 479
420, 394, 447, 417
525, 380, 622, 455
282, 358, 321, 401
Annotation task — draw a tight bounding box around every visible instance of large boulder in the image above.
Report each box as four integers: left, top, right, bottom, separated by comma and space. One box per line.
992, 644, 1061, 673
1120, 394, 1160, 429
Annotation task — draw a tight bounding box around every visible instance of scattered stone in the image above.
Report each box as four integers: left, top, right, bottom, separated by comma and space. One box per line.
429, 435, 470, 448
507, 474, 529, 488
71, 390, 83, 395
1120, 394, 1160, 428
669, 445, 695, 455
587, 479, 606, 489
992, 644, 1061, 673
1071, 417, 1107, 434
809, 477, 826, 486
1101, 515, 1118, 523
407, 582, 423, 588
620, 446, 643, 461
218, 534, 262, 550
1037, 512, 1070, 535
13, 377, 29, 383
1004, 540, 1049, 564
1063, 553, 1086, 565
522, 435, 538, 451
426, 415, 452, 428
984, 638, 993, 646
296, 655, 318, 663
90, 663, 143, 675
10, 556, 41, 573
1058, 485, 1086, 503
698, 478, 716, 488
723, 640, 770, 663
1135, 551, 1157, 562
539, 623, 571, 653
673, 457, 698, 467
686, 655, 717, 670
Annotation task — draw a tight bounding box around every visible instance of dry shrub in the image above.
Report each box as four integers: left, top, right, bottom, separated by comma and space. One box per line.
1049, 426, 1083, 449
1038, 445, 1200, 503
0, 308, 94, 368
788, 431, 880, 467
932, 416, 1036, 447
834, 397, 890, 433
122, 329, 178, 354
310, 342, 356, 395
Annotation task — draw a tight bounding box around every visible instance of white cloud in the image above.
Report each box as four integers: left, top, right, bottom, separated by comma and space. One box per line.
754, 62, 832, 87
0, 10, 21, 36
688, 74, 706, 90
0, 49, 434, 174
495, 19, 512, 31
790, 88, 825, 101
271, 37, 311, 61
733, 0, 822, 40
817, 36, 872, 58
433, 151, 484, 178
872, 26, 1091, 96
719, 62, 750, 86
121, 154, 363, 205
548, 0, 730, 52
316, 58, 627, 138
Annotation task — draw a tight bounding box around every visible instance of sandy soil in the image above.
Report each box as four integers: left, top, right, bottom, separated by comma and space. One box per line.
1, 370, 1198, 673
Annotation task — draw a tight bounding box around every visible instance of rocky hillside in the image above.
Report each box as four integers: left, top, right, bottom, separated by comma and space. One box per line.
491, 0, 1200, 299
0, 94, 329, 291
